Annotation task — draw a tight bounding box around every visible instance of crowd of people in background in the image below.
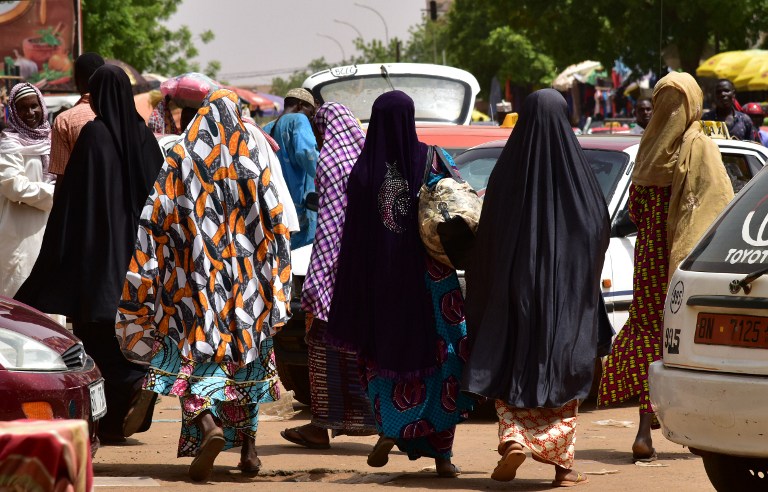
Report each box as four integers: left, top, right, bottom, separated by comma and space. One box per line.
0, 55, 766, 485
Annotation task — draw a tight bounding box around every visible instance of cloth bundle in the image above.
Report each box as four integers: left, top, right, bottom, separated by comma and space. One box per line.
417, 146, 481, 270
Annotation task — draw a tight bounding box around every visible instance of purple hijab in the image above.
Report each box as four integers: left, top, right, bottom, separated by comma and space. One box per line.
326, 91, 436, 377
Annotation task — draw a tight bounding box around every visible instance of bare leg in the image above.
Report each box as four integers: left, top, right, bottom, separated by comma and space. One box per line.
435, 457, 460, 478
239, 433, 261, 473
632, 412, 656, 460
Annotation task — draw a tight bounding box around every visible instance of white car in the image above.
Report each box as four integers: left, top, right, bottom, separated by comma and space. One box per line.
453, 135, 768, 331
649, 153, 768, 490
302, 62, 480, 126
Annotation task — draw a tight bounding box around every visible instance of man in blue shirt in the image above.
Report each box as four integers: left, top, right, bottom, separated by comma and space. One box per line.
264, 88, 319, 248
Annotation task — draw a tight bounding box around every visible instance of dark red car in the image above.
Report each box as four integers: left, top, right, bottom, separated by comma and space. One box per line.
0, 296, 105, 451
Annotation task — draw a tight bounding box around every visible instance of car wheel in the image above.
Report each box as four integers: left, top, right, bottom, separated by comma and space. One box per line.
275, 357, 311, 406
701, 452, 768, 491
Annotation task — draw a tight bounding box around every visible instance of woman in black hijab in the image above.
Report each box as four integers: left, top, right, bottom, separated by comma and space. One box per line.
463, 89, 610, 486
15, 64, 164, 442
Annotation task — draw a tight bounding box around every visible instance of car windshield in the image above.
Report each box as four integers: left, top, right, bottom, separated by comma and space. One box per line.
317, 75, 470, 124
453, 146, 629, 202
683, 169, 768, 274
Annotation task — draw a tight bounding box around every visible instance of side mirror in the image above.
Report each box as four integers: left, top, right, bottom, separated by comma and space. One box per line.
305, 192, 319, 212
611, 208, 637, 237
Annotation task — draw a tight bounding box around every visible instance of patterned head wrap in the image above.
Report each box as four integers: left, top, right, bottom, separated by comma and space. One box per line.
314, 102, 365, 191
6, 83, 51, 143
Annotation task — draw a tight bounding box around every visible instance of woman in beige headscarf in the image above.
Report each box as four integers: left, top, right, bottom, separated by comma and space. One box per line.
598, 72, 733, 461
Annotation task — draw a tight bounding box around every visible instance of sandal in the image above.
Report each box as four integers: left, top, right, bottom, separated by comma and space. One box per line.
367, 436, 396, 468
189, 430, 225, 482
491, 447, 526, 482
280, 426, 331, 450
552, 472, 589, 487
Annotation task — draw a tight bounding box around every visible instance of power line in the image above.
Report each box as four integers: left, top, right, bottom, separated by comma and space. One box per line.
219, 66, 314, 80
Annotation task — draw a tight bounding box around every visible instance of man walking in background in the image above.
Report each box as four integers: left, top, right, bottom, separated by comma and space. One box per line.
263, 88, 319, 249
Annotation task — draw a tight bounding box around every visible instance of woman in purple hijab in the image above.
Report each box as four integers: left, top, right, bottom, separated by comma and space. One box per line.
326, 91, 474, 477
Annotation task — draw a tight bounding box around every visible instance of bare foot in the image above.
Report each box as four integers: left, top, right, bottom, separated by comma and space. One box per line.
632, 413, 656, 461
239, 435, 261, 473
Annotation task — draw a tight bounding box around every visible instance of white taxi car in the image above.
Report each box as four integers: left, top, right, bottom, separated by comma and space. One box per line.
649, 157, 768, 490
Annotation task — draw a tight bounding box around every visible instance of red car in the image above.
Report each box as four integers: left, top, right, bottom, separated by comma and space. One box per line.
0, 296, 105, 451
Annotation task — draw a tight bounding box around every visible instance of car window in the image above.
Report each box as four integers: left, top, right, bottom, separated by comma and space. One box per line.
683, 169, 768, 274
453, 147, 501, 192
317, 75, 470, 124
583, 149, 630, 204
722, 154, 754, 193
454, 146, 629, 204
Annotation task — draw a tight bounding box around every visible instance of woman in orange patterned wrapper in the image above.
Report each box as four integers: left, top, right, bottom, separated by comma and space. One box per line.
598, 72, 733, 461
116, 89, 292, 482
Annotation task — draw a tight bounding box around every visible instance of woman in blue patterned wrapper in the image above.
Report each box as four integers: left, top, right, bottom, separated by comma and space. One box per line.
325, 90, 474, 478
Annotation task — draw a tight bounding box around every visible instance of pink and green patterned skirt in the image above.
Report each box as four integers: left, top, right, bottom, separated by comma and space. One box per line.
143, 336, 279, 457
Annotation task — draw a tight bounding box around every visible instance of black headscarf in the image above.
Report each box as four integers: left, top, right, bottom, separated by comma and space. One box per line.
326, 91, 436, 377
462, 89, 611, 408
15, 65, 163, 321
89, 64, 158, 216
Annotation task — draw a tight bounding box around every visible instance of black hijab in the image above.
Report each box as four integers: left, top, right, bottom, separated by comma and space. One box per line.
15, 65, 163, 321
326, 91, 436, 377
462, 89, 611, 408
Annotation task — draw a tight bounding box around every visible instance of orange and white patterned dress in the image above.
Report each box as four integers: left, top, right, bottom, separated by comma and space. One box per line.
116, 89, 292, 456
495, 400, 578, 469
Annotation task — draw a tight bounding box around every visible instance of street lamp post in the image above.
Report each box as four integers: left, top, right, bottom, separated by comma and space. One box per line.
317, 33, 346, 61
354, 3, 389, 45
333, 19, 363, 41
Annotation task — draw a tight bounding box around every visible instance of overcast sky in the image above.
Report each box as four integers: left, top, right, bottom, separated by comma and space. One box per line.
166, 0, 425, 87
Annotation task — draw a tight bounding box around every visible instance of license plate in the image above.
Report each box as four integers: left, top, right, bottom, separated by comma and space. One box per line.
89, 379, 107, 420
694, 312, 768, 349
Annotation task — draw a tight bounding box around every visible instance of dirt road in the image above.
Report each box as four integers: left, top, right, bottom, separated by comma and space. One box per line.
92, 396, 715, 491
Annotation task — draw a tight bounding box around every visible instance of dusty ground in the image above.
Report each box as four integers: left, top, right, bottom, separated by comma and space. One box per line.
91, 393, 715, 491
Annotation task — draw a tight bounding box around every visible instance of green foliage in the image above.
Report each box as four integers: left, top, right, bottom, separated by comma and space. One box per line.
484, 26, 556, 87
81, 0, 220, 78
445, 0, 768, 94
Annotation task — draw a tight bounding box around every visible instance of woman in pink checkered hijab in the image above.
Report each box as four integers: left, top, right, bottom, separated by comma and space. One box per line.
281, 102, 377, 449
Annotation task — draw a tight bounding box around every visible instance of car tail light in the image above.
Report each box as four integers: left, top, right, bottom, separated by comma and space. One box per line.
21, 402, 54, 420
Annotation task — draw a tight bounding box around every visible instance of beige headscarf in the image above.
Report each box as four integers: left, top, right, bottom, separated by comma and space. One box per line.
632, 72, 734, 273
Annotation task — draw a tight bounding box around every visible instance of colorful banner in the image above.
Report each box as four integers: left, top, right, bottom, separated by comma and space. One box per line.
1, 0, 80, 88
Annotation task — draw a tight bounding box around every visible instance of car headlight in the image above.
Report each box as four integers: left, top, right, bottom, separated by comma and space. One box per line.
0, 328, 67, 371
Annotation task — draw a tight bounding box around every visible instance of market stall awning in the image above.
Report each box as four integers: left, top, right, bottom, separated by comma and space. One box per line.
552, 61, 603, 91
696, 50, 764, 80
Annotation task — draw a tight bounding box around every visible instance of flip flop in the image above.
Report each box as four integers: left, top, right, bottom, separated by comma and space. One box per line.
491, 448, 526, 482
632, 450, 658, 463
123, 389, 155, 437
436, 463, 461, 478
367, 436, 396, 468
552, 472, 589, 487
280, 427, 331, 450
189, 431, 225, 482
